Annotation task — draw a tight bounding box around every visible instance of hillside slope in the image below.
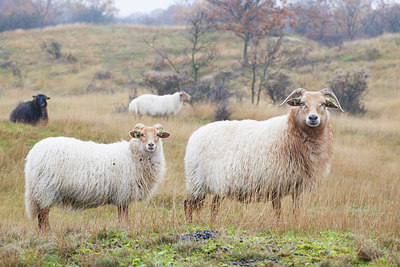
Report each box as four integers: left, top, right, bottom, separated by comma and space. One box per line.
0, 25, 399, 265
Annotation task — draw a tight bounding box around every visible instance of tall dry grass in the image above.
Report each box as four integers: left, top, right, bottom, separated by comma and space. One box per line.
0, 25, 399, 249
1, 91, 399, 238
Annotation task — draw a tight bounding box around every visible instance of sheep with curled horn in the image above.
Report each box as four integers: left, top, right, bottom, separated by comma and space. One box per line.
184, 88, 343, 222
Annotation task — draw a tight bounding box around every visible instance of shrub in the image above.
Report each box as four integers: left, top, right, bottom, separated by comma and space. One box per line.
69, 6, 113, 24
196, 69, 237, 121
364, 48, 380, 61
95, 71, 112, 80
214, 101, 232, 121
86, 71, 115, 94
40, 40, 62, 59
0, 12, 45, 32
196, 68, 237, 102
264, 71, 293, 104
356, 237, 383, 262
395, 37, 400, 47
327, 68, 370, 114
144, 70, 185, 95
114, 102, 128, 113
66, 53, 78, 63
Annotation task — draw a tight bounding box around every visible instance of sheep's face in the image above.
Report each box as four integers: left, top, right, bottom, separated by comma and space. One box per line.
287, 92, 339, 128
130, 123, 171, 152
33, 94, 50, 108
180, 91, 191, 102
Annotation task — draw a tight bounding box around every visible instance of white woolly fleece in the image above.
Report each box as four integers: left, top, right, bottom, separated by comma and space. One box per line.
128, 92, 184, 116
184, 114, 332, 202
24, 136, 166, 219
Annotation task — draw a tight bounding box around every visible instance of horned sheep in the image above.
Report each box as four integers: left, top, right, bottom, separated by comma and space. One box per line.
128, 91, 191, 116
10, 94, 50, 125
184, 88, 344, 221
24, 123, 170, 230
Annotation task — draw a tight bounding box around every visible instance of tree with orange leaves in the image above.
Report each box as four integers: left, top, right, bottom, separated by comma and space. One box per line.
290, 0, 334, 44
0, 0, 57, 30
332, 0, 372, 40
207, 0, 290, 62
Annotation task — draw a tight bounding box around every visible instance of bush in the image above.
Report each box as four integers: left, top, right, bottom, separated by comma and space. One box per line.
364, 48, 380, 61
196, 69, 237, 102
96, 71, 112, 80
86, 70, 115, 94
214, 101, 232, 121
0, 12, 45, 32
356, 237, 383, 262
195, 69, 238, 121
327, 68, 370, 114
264, 71, 293, 104
40, 40, 62, 59
114, 102, 128, 113
144, 70, 185, 95
69, 6, 113, 24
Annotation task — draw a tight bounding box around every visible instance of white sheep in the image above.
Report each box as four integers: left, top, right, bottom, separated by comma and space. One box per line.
184, 88, 344, 221
128, 91, 191, 116
25, 123, 171, 230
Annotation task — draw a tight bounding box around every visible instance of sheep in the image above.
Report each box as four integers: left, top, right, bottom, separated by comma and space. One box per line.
10, 94, 50, 125
128, 91, 191, 116
24, 123, 171, 230
184, 88, 344, 222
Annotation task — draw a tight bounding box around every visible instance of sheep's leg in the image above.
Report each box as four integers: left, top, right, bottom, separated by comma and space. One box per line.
272, 192, 281, 219
292, 191, 300, 219
184, 198, 194, 222
117, 204, 129, 220
38, 208, 50, 231
210, 195, 222, 223
184, 196, 204, 222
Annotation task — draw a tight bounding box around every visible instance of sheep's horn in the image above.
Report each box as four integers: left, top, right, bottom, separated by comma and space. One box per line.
133, 123, 144, 131
154, 123, 164, 130
278, 88, 307, 107
320, 88, 344, 112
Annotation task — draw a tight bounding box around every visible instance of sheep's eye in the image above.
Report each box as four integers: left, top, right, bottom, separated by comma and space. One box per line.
140, 133, 144, 137
300, 102, 306, 106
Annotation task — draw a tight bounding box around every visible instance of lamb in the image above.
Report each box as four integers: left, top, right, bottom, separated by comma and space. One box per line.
24, 123, 171, 230
10, 94, 50, 125
184, 88, 344, 222
128, 91, 191, 116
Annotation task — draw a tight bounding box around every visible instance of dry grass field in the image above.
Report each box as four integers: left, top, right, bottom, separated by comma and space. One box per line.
0, 24, 399, 265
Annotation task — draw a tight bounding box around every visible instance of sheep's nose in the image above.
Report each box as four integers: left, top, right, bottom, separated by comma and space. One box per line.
148, 143, 154, 148
308, 114, 318, 121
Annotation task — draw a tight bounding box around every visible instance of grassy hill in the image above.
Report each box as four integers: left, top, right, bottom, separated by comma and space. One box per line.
0, 24, 399, 265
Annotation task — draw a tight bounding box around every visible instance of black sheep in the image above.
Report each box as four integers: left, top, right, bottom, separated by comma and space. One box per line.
10, 94, 50, 125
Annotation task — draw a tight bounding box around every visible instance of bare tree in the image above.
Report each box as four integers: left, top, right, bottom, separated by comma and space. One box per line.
144, 35, 181, 74
145, 2, 218, 95
333, 0, 372, 40
184, 3, 217, 86
244, 33, 307, 104
208, 0, 290, 62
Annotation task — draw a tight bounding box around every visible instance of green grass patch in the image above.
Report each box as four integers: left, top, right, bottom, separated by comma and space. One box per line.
1, 229, 393, 266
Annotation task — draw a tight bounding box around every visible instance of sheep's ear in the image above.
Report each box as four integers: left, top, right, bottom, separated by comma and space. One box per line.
129, 130, 141, 138
45, 96, 50, 100
32, 95, 37, 99
158, 129, 171, 139
130, 123, 144, 138
286, 98, 302, 106
325, 98, 339, 109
